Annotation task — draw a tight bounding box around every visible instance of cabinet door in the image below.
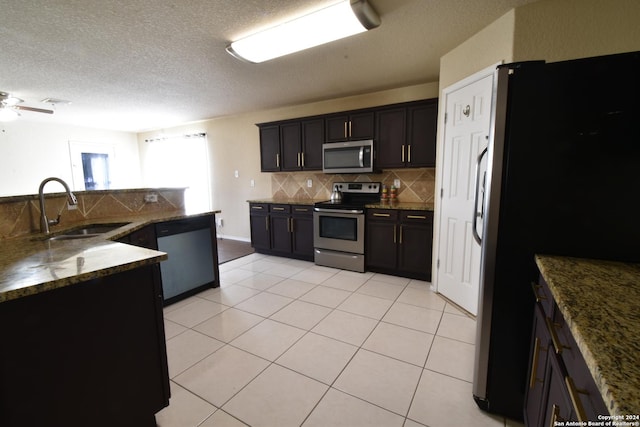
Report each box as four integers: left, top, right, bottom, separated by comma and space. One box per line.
366, 220, 398, 270
280, 122, 302, 171
349, 111, 375, 140
301, 118, 324, 170
376, 107, 407, 169
291, 209, 314, 259
398, 215, 433, 280
249, 205, 270, 251
407, 102, 437, 167
326, 111, 375, 142
259, 125, 281, 171
542, 350, 577, 426
270, 214, 292, 253
326, 114, 350, 142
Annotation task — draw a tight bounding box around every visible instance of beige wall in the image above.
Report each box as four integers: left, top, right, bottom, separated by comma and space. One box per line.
0, 120, 141, 197
138, 82, 439, 241
513, 0, 640, 63
439, 10, 516, 91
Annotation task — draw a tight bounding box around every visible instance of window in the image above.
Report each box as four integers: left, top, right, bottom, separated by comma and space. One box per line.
143, 133, 211, 212
69, 141, 115, 191
81, 152, 110, 190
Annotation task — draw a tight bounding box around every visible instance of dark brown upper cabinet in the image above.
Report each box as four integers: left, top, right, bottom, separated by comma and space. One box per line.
325, 111, 375, 142
257, 98, 438, 172
376, 99, 438, 169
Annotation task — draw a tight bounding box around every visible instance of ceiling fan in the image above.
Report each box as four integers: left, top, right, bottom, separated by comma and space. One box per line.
0, 91, 54, 121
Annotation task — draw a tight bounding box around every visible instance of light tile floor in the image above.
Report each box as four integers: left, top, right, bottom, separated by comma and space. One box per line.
156, 253, 525, 427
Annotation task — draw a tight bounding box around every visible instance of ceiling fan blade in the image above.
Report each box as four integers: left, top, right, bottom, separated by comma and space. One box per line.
15, 105, 54, 114
5, 97, 23, 107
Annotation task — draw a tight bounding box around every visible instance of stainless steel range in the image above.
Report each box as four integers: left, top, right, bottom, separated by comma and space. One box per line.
313, 182, 381, 272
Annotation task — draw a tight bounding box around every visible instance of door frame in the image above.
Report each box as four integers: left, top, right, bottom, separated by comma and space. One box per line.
431, 62, 501, 297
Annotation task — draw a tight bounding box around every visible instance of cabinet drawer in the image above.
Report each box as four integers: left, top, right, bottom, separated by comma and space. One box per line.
291, 205, 313, 216
270, 204, 291, 214
250, 203, 269, 213
367, 209, 398, 221
400, 210, 433, 224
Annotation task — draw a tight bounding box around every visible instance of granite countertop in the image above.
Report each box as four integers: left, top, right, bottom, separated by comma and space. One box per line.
247, 199, 434, 211
247, 198, 320, 205
535, 254, 640, 417
366, 201, 434, 211
0, 209, 220, 304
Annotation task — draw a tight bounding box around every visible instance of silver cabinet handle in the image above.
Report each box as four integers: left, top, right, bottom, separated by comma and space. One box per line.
472, 147, 488, 244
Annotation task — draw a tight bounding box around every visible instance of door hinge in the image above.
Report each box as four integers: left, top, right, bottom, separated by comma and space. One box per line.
440, 188, 444, 198
444, 112, 448, 124
437, 259, 440, 269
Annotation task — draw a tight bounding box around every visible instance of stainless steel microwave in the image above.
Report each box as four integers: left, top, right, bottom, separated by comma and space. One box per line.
322, 140, 374, 174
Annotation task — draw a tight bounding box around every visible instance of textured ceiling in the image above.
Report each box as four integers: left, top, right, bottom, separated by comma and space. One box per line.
0, 0, 536, 132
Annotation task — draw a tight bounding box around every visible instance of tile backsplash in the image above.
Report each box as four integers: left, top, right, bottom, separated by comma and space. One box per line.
0, 188, 185, 239
272, 168, 436, 202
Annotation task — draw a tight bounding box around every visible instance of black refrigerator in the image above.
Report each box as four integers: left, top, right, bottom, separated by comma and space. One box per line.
471, 51, 640, 420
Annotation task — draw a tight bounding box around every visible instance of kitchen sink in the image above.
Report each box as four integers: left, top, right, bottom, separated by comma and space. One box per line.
44, 222, 131, 241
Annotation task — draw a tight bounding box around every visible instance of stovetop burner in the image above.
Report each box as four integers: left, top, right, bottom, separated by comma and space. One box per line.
314, 182, 382, 210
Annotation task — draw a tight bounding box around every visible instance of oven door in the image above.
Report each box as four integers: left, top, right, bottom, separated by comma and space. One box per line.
313, 208, 365, 254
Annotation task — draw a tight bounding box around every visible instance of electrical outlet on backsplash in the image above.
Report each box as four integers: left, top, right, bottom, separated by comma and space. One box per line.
271, 168, 436, 202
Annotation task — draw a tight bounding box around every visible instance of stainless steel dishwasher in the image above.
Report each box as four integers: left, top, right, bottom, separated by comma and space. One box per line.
155, 215, 219, 304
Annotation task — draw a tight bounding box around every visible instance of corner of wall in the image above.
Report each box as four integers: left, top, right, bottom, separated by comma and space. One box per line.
439, 9, 515, 91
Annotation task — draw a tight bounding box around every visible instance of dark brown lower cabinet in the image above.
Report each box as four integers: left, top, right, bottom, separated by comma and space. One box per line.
248, 203, 313, 261
366, 209, 433, 281
291, 205, 314, 258
0, 264, 170, 427
249, 203, 271, 251
525, 275, 608, 426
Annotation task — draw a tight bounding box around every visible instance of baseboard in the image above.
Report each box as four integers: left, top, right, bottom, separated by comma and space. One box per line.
216, 234, 251, 243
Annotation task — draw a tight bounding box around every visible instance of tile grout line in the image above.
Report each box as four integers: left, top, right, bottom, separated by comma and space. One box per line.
162, 254, 477, 427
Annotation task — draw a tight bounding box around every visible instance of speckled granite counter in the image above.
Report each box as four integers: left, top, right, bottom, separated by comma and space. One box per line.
247, 198, 320, 205
535, 254, 640, 417
0, 210, 220, 303
365, 201, 434, 211
248, 199, 434, 211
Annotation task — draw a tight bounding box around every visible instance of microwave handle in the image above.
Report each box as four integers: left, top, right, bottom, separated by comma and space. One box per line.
359, 146, 364, 167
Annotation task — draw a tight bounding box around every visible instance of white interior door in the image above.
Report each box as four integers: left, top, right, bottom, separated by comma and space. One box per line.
435, 69, 495, 315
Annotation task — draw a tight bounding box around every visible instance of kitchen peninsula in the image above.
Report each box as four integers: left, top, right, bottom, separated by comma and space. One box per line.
0, 189, 221, 427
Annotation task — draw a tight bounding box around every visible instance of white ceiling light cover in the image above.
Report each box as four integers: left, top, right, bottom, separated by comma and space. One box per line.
227, 0, 380, 63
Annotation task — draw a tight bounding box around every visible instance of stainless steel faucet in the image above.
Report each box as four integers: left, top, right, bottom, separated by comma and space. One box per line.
38, 177, 78, 234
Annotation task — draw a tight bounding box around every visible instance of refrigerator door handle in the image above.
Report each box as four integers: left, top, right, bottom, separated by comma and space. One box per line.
472, 147, 488, 244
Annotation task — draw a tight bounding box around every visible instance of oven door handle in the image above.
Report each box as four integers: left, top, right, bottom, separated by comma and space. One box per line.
314, 207, 364, 214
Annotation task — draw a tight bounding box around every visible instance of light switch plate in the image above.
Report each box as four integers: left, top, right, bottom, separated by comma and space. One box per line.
393, 179, 401, 188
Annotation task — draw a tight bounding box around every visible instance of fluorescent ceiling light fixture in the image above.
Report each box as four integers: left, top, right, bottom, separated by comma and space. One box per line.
226, 0, 380, 63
